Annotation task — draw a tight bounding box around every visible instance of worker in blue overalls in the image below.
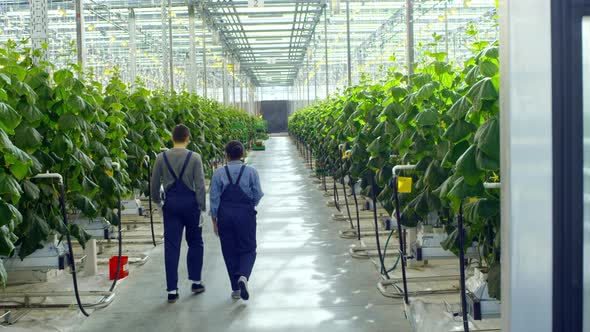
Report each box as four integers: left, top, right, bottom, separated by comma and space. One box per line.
151, 124, 207, 303
210, 140, 264, 301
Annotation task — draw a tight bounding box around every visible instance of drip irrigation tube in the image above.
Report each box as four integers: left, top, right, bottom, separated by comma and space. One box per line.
109, 163, 124, 292
338, 151, 353, 229
458, 202, 469, 332
144, 156, 157, 247
346, 158, 361, 241
393, 174, 410, 305
32, 173, 90, 317
370, 173, 389, 280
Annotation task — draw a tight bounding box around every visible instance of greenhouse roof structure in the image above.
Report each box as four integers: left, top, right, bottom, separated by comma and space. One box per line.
0, 0, 497, 93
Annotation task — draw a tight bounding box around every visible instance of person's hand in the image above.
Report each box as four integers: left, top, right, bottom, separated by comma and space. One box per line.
212, 217, 218, 237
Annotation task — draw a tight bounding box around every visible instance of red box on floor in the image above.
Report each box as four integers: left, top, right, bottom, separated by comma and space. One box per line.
109, 256, 129, 280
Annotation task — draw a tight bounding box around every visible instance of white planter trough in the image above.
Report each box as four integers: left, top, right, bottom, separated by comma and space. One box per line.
1, 237, 68, 272
70, 217, 116, 240
121, 198, 143, 216
466, 267, 501, 320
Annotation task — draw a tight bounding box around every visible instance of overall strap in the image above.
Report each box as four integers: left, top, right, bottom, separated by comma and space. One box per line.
224, 166, 234, 185
235, 165, 247, 185
162, 152, 177, 180
177, 151, 193, 179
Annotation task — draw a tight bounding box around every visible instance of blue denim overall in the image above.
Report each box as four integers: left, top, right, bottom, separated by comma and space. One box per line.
162, 151, 203, 292
218, 165, 257, 291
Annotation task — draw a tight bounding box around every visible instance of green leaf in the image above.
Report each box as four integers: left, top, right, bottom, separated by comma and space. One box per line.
414, 109, 439, 127
17, 210, 51, 259
5, 145, 33, 180
68, 224, 91, 249
0, 127, 14, 150
14, 123, 43, 151
22, 179, 40, 201
467, 78, 498, 112
463, 198, 500, 222
72, 194, 98, 217
0, 102, 21, 135
0, 226, 15, 257
443, 119, 476, 143
474, 116, 500, 160
58, 113, 88, 131
456, 145, 483, 185
442, 140, 470, 167
447, 177, 484, 209
447, 97, 472, 120
0, 199, 22, 229
479, 60, 499, 77
476, 148, 500, 171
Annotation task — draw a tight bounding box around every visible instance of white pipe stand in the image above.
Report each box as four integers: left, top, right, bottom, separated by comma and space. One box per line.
84, 239, 98, 276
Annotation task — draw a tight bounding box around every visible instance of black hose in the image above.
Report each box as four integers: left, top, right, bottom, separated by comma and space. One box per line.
347, 159, 361, 241
109, 168, 123, 292
393, 175, 410, 305
338, 152, 353, 229
332, 170, 341, 212
145, 159, 157, 247
370, 173, 389, 279
57, 181, 90, 317
458, 202, 470, 332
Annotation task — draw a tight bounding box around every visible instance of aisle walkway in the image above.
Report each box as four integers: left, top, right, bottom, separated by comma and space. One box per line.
79, 136, 411, 332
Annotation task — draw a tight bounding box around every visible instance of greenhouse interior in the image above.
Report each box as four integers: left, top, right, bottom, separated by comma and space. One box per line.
0, 0, 585, 331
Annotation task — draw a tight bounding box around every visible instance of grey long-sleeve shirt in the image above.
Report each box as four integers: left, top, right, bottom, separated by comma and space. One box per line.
150, 148, 206, 211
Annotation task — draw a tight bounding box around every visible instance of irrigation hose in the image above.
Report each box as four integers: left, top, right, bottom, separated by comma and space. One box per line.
370, 173, 389, 280
145, 158, 157, 247
382, 228, 401, 273
393, 175, 410, 305
458, 202, 470, 332
338, 153, 353, 229
109, 168, 124, 292
58, 181, 90, 317
347, 159, 361, 241
333, 170, 341, 212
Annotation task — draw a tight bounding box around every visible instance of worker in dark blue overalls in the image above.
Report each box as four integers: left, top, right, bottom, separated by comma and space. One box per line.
210, 140, 264, 301
151, 124, 207, 303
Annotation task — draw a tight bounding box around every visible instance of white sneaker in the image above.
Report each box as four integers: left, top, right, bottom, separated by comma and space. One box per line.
231, 290, 241, 300
238, 276, 250, 300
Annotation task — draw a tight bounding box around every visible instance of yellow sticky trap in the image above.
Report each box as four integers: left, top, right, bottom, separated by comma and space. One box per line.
397, 177, 413, 193
468, 197, 479, 203
105, 170, 114, 177
343, 150, 352, 159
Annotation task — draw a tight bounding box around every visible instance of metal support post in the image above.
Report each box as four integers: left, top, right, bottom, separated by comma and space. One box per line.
240, 75, 244, 110
168, 0, 174, 91
232, 59, 236, 106
324, 5, 329, 99
188, 5, 196, 93
306, 58, 310, 106
346, 0, 352, 86
129, 9, 137, 85
161, 0, 169, 90
444, 1, 449, 60
74, 0, 85, 68
202, 15, 208, 98
405, 0, 414, 76
222, 52, 227, 104
30, 0, 48, 63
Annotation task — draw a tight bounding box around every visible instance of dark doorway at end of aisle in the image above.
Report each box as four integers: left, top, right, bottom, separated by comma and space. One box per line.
261, 100, 289, 133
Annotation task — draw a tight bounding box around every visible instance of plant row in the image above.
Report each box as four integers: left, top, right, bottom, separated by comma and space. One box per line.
0, 40, 259, 283
289, 41, 501, 298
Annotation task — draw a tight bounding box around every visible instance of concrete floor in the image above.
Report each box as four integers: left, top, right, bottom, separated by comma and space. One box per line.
78, 136, 411, 332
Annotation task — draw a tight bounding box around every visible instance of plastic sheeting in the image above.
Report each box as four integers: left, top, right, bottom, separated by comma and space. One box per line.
407, 298, 501, 332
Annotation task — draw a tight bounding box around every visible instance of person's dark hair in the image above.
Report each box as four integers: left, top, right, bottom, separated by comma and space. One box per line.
225, 140, 244, 160
172, 124, 190, 143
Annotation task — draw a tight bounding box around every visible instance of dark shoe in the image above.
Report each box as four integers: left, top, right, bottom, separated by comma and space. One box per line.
238, 276, 249, 301
168, 293, 179, 303
191, 283, 205, 294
